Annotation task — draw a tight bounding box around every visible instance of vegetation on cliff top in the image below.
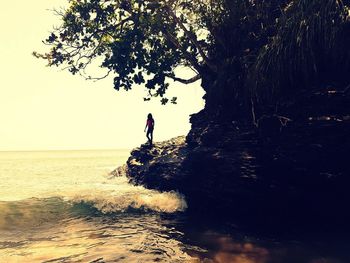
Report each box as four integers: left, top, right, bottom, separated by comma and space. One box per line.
36, 0, 350, 120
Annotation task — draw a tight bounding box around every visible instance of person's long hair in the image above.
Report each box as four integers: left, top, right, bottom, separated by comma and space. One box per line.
147, 113, 153, 120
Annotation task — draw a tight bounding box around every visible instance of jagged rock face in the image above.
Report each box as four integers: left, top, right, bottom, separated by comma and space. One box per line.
125, 85, 350, 226
126, 136, 189, 191
109, 164, 128, 178
182, 86, 350, 223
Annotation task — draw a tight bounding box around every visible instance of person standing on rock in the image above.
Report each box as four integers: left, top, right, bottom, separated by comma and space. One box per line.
144, 113, 155, 145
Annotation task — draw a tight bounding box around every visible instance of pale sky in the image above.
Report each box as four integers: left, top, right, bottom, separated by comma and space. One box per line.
0, 0, 205, 151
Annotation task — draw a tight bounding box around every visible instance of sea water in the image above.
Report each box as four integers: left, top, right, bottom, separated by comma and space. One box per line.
0, 150, 349, 262
0, 150, 194, 262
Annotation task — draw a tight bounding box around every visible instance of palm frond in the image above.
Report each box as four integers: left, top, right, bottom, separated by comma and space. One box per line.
253, 0, 350, 103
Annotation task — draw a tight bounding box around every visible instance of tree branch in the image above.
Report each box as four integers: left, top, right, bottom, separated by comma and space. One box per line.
86, 69, 113, 81
164, 4, 218, 73
163, 30, 201, 71
165, 73, 201, 84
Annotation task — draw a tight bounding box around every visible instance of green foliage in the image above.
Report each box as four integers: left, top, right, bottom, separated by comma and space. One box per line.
40, 0, 224, 103
38, 0, 350, 114
199, 0, 289, 116
254, 0, 350, 102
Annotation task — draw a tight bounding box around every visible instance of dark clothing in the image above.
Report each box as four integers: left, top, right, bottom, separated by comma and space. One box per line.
146, 119, 154, 129
146, 118, 154, 145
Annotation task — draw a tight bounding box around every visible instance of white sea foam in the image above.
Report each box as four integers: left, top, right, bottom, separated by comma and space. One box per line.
67, 188, 187, 214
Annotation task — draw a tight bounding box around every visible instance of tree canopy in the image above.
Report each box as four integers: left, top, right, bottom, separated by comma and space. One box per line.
36, 0, 226, 104
37, 0, 350, 111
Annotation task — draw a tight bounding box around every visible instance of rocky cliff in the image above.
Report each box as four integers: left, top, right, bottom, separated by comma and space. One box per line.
120, 85, 350, 227
125, 136, 188, 191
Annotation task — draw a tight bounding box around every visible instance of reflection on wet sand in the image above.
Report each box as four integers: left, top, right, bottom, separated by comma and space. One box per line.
186, 230, 349, 263
187, 232, 269, 263
210, 241, 269, 263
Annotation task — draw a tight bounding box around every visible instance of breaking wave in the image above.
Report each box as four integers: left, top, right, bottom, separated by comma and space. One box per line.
0, 178, 188, 230
68, 189, 188, 214
0, 172, 187, 232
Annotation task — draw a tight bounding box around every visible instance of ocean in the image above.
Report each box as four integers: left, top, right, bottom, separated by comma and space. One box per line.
0, 150, 349, 262
0, 150, 191, 262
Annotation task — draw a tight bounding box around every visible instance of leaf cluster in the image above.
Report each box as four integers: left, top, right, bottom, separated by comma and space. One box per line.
41, 0, 221, 103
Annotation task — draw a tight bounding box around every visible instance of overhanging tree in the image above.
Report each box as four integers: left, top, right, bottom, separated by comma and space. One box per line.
36, 0, 350, 121
35, 0, 227, 104
36, 0, 287, 107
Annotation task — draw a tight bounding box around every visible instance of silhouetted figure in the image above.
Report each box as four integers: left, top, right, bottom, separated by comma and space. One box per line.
144, 113, 155, 145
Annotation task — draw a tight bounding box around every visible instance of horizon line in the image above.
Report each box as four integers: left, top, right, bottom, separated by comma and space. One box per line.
0, 147, 133, 153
